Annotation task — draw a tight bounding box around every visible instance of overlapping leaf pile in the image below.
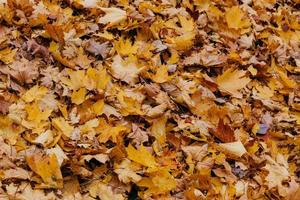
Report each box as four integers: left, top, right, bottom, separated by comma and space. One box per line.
0, 0, 300, 199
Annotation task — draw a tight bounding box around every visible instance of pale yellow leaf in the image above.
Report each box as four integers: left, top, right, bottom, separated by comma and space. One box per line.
99, 7, 127, 27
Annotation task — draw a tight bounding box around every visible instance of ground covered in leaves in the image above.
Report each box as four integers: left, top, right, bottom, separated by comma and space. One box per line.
0, 0, 300, 199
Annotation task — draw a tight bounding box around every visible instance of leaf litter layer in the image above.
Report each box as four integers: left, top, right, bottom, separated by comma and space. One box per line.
0, 0, 300, 199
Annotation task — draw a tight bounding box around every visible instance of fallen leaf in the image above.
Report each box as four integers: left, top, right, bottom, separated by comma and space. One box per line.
98, 7, 127, 27
137, 169, 176, 195
225, 6, 251, 30
85, 40, 110, 58
151, 65, 170, 83
114, 159, 142, 183
210, 119, 236, 142
114, 38, 138, 56
218, 141, 247, 157
52, 117, 74, 138
44, 24, 65, 44
26, 153, 63, 188
71, 87, 87, 105
0, 48, 17, 64
0, 96, 11, 114
216, 69, 251, 98
264, 155, 290, 191
150, 115, 167, 145
126, 144, 157, 168
0, 58, 39, 84
89, 181, 125, 200
98, 125, 127, 143
111, 55, 141, 85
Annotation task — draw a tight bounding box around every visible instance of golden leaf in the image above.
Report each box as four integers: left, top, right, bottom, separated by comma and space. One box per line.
86, 67, 110, 91
126, 144, 157, 168
98, 125, 127, 143
150, 115, 167, 145
71, 88, 87, 105
151, 65, 170, 83
88, 181, 124, 200
216, 69, 251, 98
137, 169, 176, 195
26, 153, 63, 188
91, 99, 104, 115
114, 38, 138, 56
178, 15, 195, 32
52, 117, 74, 138
225, 6, 250, 30
25, 102, 52, 125
49, 42, 76, 69
22, 85, 48, 103
0, 48, 17, 64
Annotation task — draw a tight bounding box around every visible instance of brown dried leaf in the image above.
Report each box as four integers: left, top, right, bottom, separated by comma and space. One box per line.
85, 40, 110, 58
0, 96, 11, 114
24, 39, 50, 61
0, 58, 39, 84
210, 119, 236, 143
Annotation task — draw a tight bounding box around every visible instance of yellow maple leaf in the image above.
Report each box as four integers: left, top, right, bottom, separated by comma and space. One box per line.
86, 67, 110, 91
65, 70, 86, 90
114, 38, 138, 56
89, 181, 124, 200
74, 47, 92, 69
194, 0, 210, 9
95, 31, 115, 40
150, 115, 167, 145
277, 70, 296, 88
209, 5, 223, 19
117, 90, 143, 116
170, 31, 195, 51
91, 99, 104, 115
270, 58, 297, 89
151, 65, 170, 83
26, 153, 63, 188
98, 125, 127, 143
178, 15, 195, 32
225, 6, 251, 30
80, 118, 99, 134
0, 48, 17, 64
126, 144, 158, 168
25, 102, 52, 125
254, 84, 274, 99
216, 69, 251, 98
137, 169, 176, 195
48, 41, 76, 69
22, 85, 48, 103
71, 88, 86, 105
99, 7, 127, 27
52, 117, 74, 138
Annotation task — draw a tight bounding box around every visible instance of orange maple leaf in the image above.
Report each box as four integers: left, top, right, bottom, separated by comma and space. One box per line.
44, 24, 65, 44
210, 119, 236, 143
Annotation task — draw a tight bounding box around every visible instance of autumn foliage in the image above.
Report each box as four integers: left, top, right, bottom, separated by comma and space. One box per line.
0, 0, 299, 199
